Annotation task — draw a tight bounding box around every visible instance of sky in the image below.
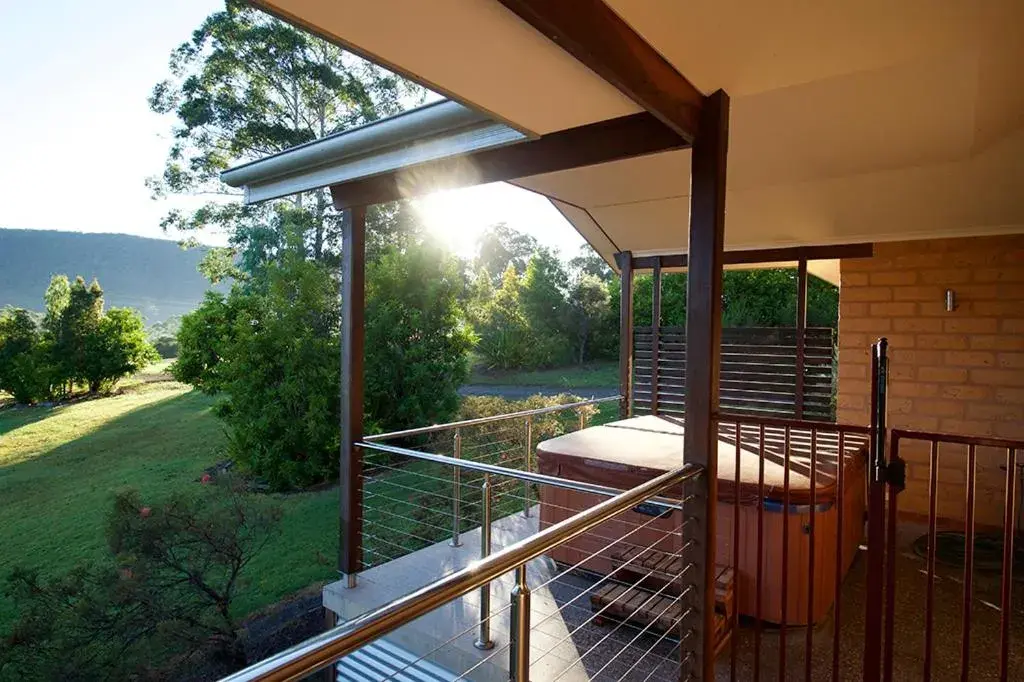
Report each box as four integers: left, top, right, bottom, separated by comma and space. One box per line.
0, 0, 585, 258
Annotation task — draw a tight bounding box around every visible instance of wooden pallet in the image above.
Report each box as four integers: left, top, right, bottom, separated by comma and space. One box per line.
590, 583, 731, 654
589, 547, 736, 655
607, 547, 735, 620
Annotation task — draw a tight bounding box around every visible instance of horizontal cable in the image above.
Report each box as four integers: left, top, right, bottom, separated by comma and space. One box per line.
550, 578, 694, 682
535, 552, 694, 672
364, 395, 620, 441
222, 464, 700, 682
359, 441, 685, 514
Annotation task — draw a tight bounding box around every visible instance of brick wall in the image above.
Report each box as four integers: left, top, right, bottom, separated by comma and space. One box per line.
837, 234, 1024, 526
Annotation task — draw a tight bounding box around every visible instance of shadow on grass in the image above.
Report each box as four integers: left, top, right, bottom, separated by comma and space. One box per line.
0, 386, 339, 635
0, 389, 225, 629
0, 402, 64, 436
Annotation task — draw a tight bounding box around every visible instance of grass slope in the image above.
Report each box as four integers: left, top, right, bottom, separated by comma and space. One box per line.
0, 362, 336, 633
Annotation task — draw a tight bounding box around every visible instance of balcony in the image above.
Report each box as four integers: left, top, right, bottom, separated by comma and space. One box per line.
223, 393, 1023, 682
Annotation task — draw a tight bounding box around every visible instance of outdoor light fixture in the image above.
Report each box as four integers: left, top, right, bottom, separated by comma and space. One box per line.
945, 289, 956, 312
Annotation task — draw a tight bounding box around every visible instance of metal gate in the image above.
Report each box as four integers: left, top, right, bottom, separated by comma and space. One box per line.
863, 338, 1022, 682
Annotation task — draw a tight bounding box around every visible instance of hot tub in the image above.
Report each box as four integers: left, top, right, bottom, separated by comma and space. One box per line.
537, 415, 867, 625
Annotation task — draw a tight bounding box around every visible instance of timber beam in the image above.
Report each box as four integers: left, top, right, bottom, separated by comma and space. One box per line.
630, 242, 874, 271
330, 112, 686, 210
495, 0, 704, 143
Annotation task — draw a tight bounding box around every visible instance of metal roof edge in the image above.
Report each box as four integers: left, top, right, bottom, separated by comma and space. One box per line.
220, 99, 525, 203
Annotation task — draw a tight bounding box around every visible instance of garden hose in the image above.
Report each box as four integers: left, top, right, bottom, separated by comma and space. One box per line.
912, 531, 1024, 576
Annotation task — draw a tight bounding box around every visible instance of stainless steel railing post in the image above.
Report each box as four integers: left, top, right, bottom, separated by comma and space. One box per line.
450, 428, 462, 547
474, 474, 495, 650
509, 565, 531, 682
523, 416, 533, 518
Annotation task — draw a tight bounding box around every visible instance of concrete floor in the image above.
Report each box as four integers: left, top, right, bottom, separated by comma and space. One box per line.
324, 517, 1023, 681
726, 522, 1023, 681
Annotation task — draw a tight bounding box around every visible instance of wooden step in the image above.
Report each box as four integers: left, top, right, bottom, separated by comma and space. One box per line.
589, 583, 731, 655
608, 547, 735, 621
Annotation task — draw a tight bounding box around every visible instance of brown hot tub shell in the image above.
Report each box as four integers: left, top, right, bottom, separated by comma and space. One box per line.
537, 415, 867, 625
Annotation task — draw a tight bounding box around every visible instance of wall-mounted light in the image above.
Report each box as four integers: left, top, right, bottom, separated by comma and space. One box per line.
945, 289, 956, 312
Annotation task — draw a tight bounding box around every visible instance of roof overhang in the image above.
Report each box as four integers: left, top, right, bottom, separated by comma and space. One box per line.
220, 100, 528, 204
235, 0, 1024, 274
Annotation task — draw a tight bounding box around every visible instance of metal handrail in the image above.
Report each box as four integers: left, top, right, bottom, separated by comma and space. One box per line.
362, 395, 621, 441
220, 462, 703, 682
359, 440, 683, 513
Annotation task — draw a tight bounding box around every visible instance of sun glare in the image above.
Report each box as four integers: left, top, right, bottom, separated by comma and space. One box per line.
412, 188, 489, 258
412, 183, 586, 260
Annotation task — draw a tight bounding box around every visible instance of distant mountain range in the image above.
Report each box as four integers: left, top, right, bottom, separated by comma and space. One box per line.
0, 229, 225, 323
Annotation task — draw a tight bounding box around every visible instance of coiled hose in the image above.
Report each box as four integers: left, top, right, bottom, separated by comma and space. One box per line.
912, 531, 1024, 576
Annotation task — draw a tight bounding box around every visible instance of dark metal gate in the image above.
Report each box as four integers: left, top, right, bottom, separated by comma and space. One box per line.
863, 338, 1022, 682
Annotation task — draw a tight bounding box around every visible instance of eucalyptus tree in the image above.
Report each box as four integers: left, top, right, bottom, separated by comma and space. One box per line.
149, 0, 425, 270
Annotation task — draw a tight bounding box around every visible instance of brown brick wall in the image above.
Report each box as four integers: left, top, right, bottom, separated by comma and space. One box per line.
837, 234, 1024, 527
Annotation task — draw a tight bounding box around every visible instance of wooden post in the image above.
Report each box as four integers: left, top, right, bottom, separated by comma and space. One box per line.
651, 263, 662, 415
616, 251, 634, 419
795, 259, 808, 419
339, 206, 366, 585
681, 89, 729, 681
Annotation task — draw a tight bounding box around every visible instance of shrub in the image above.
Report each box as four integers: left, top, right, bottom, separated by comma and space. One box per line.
173, 244, 472, 489
364, 244, 474, 433
0, 309, 48, 404
0, 481, 281, 680
474, 265, 533, 370
151, 334, 179, 359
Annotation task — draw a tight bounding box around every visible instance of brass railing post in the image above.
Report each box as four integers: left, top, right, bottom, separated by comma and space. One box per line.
509, 565, 531, 682
450, 428, 462, 547
523, 416, 533, 518
474, 474, 495, 650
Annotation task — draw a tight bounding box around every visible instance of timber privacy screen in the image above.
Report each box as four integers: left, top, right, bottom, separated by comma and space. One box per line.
633, 326, 836, 421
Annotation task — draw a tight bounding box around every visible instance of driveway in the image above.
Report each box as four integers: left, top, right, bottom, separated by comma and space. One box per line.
457, 384, 618, 400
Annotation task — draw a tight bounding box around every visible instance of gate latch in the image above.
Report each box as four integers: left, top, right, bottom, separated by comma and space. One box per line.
882, 457, 906, 493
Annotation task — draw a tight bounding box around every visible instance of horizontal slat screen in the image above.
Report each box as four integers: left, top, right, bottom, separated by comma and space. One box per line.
633, 326, 836, 421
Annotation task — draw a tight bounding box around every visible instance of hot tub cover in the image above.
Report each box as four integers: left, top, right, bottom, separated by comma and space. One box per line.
536, 415, 867, 506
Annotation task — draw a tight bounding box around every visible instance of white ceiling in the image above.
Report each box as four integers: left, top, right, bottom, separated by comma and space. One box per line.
257, 0, 1024, 276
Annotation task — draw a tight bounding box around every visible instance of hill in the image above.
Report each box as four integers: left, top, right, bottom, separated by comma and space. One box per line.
0, 229, 224, 322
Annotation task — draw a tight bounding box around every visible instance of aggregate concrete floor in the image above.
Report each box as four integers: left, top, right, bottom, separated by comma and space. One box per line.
325, 517, 1023, 681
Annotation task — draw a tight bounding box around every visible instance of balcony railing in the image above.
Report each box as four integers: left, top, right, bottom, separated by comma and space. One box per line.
357, 396, 621, 571
222, 454, 704, 681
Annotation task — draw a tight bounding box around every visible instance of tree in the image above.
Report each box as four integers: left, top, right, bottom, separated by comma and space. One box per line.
475, 264, 533, 370
474, 223, 540, 284
149, 0, 423, 266
82, 309, 161, 394
568, 245, 613, 282
1, 481, 282, 679
173, 237, 473, 489
520, 249, 571, 366
364, 244, 474, 432
0, 309, 47, 404
51, 277, 104, 391
567, 275, 611, 364
171, 291, 238, 394
214, 254, 341, 489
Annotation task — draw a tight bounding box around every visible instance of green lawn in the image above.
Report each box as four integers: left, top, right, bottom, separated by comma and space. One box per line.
468, 360, 617, 389
0, 362, 618, 635
0, 361, 337, 632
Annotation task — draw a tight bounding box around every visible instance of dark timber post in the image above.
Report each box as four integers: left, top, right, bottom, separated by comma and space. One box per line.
339, 206, 366, 586
795, 258, 808, 419
616, 251, 634, 419
681, 89, 729, 681
651, 263, 662, 415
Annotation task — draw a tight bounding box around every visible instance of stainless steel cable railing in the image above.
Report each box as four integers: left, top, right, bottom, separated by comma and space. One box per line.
358, 395, 620, 569
221, 460, 703, 682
